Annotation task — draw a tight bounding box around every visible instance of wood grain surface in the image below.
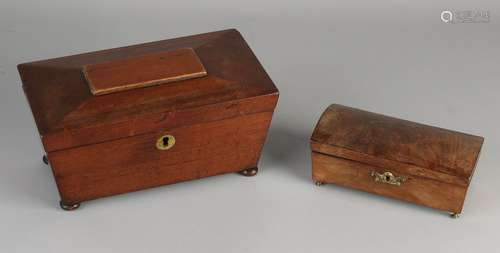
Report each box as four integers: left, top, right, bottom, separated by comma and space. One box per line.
311, 104, 484, 214
18, 29, 279, 206
312, 152, 467, 213
50, 111, 274, 205
83, 48, 207, 95
311, 104, 484, 180
18, 29, 279, 147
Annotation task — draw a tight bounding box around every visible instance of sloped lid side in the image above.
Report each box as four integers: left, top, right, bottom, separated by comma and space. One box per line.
311, 104, 484, 179
18, 29, 279, 136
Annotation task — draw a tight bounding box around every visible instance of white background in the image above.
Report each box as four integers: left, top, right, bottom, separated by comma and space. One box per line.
1, 0, 499, 252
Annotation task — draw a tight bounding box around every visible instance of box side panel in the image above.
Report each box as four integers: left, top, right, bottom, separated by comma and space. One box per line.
42, 93, 278, 152
312, 152, 467, 213
48, 111, 274, 204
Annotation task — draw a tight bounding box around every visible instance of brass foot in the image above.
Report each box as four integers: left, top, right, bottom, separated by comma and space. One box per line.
43, 155, 49, 165
60, 201, 80, 211
238, 167, 258, 177
450, 212, 461, 219
314, 181, 324, 186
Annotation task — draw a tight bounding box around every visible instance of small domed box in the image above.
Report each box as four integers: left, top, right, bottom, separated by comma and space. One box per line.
310, 104, 483, 217
18, 29, 279, 210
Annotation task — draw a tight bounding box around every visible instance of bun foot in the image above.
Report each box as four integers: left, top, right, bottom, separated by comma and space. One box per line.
238, 167, 258, 177
60, 201, 80, 211
314, 181, 324, 186
450, 212, 461, 219
43, 155, 49, 165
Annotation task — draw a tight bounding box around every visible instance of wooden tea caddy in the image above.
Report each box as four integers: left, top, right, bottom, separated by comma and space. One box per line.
18, 29, 279, 210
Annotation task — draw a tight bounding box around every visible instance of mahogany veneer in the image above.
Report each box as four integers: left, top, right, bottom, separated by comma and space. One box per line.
311, 104, 484, 217
18, 29, 279, 210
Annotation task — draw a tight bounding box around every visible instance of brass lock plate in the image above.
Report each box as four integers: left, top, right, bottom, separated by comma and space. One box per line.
371, 171, 407, 186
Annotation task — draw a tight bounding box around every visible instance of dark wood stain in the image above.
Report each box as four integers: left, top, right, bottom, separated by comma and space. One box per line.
18, 29, 279, 207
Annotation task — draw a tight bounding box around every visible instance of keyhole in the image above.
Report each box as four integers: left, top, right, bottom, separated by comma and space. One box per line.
385, 175, 391, 181
156, 134, 175, 150
162, 136, 169, 147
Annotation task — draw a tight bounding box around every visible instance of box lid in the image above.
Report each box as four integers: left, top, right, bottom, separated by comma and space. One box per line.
18, 29, 278, 150
310, 104, 484, 185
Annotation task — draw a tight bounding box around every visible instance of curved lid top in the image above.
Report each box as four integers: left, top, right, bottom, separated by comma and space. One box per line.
311, 104, 484, 180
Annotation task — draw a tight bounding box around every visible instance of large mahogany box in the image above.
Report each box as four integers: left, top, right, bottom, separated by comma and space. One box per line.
310, 104, 483, 217
18, 29, 279, 210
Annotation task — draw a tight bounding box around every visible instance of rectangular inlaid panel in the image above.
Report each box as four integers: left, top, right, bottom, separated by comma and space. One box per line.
83, 48, 207, 95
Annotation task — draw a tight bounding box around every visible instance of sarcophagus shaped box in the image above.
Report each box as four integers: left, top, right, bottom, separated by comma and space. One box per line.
18, 29, 279, 210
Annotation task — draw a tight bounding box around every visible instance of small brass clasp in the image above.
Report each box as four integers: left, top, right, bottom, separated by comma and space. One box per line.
371, 171, 406, 186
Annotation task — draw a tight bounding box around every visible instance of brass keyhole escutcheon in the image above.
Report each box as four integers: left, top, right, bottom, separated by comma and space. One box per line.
156, 134, 175, 150
371, 171, 406, 186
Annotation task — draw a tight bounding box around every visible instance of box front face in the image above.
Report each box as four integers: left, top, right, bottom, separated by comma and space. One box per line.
49, 111, 274, 204
312, 152, 467, 213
